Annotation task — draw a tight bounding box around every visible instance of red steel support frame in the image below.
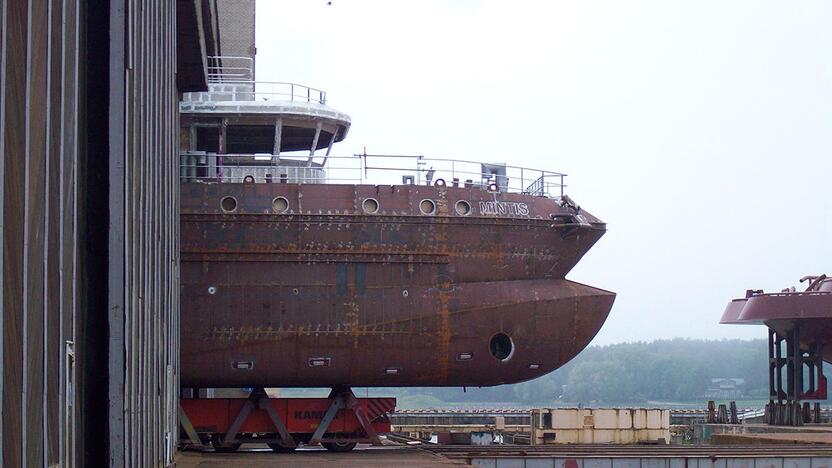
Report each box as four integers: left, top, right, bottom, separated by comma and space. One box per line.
308, 386, 381, 446
766, 325, 827, 426
179, 387, 394, 452
218, 388, 295, 449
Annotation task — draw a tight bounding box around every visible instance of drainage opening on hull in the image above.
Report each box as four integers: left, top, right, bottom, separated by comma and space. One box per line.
231, 361, 254, 370
272, 196, 289, 213
455, 200, 471, 216
489, 333, 514, 361
308, 357, 331, 368
419, 199, 436, 215
362, 197, 379, 214
221, 196, 238, 213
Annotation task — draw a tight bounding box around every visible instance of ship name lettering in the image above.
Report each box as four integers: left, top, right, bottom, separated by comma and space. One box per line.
478, 201, 530, 217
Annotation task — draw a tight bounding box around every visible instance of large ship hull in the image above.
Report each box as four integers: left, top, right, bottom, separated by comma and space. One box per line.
180, 183, 615, 387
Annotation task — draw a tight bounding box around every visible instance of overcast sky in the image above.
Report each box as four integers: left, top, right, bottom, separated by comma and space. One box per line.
256, 1, 832, 345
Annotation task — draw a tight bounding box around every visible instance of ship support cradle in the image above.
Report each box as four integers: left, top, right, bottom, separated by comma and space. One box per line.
179, 386, 395, 453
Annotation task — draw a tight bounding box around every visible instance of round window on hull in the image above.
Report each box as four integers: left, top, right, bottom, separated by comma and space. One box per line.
362, 198, 380, 214
221, 196, 238, 213
489, 333, 514, 361
419, 199, 436, 215
272, 196, 290, 214
455, 200, 472, 216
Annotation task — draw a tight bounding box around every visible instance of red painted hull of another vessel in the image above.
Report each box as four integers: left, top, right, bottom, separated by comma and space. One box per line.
180, 183, 615, 387
722, 282, 832, 364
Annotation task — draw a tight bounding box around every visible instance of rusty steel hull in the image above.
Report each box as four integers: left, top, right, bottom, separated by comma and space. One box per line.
180, 183, 615, 387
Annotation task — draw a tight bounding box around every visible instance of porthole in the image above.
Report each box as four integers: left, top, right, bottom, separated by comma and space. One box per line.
272, 196, 289, 214
362, 198, 380, 214
220, 196, 237, 213
489, 333, 514, 361
207, 286, 217, 295
434, 178, 446, 187
419, 199, 436, 216
455, 200, 472, 216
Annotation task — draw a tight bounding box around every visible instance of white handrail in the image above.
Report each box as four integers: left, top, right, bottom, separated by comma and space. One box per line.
179, 152, 567, 197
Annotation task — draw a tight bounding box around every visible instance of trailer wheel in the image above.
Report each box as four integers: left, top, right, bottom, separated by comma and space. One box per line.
210, 435, 241, 452
212, 443, 242, 453
322, 441, 357, 452
267, 442, 297, 453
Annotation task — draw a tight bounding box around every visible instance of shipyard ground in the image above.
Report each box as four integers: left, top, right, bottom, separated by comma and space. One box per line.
175, 442, 832, 468
176, 444, 466, 467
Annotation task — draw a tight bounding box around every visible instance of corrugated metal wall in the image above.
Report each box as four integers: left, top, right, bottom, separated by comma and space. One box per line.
0, 0, 209, 466
110, 1, 181, 466
1, 0, 82, 465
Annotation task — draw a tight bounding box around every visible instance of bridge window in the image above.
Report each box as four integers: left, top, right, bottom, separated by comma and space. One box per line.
196, 126, 220, 152
226, 125, 277, 154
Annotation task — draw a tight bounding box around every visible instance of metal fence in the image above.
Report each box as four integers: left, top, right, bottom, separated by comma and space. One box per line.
179, 153, 567, 197
207, 55, 253, 82
200, 56, 327, 104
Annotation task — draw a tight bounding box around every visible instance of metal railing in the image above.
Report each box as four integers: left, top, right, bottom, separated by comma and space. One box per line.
253, 81, 327, 104
196, 56, 327, 104
207, 56, 253, 83
185, 81, 327, 105
180, 152, 567, 197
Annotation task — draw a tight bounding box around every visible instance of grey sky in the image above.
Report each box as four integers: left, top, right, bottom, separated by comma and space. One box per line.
255, 0, 832, 345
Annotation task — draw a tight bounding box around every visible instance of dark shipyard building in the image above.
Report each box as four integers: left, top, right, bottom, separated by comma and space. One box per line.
0, 0, 245, 466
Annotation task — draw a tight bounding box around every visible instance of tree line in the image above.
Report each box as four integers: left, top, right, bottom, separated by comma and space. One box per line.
385, 338, 783, 406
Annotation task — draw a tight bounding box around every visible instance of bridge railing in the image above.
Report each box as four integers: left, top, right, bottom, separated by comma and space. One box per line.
188, 56, 328, 104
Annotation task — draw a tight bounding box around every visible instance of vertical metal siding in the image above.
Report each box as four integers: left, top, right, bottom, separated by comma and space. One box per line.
45, 0, 63, 461
1, 0, 80, 465
3, 2, 29, 467
61, 1, 82, 464
0, 0, 190, 466
25, 0, 48, 464
0, 1, 5, 464
0, 2, 7, 466
108, 0, 182, 465
111, 1, 180, 466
